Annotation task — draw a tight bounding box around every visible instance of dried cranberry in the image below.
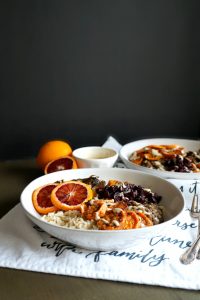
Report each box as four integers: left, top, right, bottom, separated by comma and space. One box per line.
96, 182, 162, 205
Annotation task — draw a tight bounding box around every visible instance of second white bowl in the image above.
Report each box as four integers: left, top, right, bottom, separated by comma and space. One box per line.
120, 138, 200, 179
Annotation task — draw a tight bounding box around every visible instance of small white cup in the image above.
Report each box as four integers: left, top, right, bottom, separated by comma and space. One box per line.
72, 146, 118, 168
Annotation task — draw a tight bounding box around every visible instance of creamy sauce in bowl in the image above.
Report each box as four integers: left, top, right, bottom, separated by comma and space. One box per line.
73, 147, 118, 168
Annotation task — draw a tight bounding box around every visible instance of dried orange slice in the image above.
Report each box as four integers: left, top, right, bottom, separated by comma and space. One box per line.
44, 156, 77, 174
32, 183, 58, 214
51, 181, 93, 211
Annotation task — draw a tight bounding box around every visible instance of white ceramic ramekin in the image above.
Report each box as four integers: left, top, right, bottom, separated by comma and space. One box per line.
72, 146, 118, 168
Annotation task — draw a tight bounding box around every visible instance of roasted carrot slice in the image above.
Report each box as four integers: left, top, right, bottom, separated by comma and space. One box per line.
135, 147, 147, 154
144, 153, 162, 161
124, 211, 141, 229
130, 157, 143, 165
148, 145, 166, 149
136, 211, 153, 227
108, 179, 122, 186
161, 151, 177, 157
164, 144, 181, 149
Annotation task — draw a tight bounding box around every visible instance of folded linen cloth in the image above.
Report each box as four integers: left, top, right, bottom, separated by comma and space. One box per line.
0, 137, 200, 290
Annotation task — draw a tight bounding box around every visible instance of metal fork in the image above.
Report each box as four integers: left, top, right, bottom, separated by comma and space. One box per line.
180, 194, 200, 264
192, 194, 200, 260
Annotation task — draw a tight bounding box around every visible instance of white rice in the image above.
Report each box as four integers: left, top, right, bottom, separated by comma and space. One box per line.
41, 210, 98, 230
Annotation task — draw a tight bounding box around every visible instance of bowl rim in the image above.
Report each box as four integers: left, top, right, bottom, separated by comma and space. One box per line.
20, 167, 185, 234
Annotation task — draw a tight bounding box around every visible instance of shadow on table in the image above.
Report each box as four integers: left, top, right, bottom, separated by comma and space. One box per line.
0, 159, 42, 218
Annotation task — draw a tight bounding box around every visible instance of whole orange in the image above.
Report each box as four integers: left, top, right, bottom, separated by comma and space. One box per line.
36, 140, 72, 169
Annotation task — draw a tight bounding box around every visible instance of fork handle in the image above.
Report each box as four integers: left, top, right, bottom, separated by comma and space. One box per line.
180, 235, 200, 264
196, 248, 200, 259
196, 216, 200, 259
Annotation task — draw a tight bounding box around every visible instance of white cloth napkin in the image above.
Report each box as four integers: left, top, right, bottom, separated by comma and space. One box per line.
0, 137, 200, 290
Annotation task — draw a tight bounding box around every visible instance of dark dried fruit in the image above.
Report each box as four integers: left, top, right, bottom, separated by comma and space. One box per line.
163, 155, 193, 173
96, 182, 162, 205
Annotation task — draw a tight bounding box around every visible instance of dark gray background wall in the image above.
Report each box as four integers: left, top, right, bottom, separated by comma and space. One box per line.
1, 0, 200, 160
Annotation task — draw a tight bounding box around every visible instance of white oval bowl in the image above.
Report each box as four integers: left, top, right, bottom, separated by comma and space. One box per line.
20, 168, 184, 251
120, 138, 200, 180
73, 146, 118, 168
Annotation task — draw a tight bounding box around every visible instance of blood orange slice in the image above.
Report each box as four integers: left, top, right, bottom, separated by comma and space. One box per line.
32, 183, 58, 214
44, 156, 77, 174
51, 181, 93, 211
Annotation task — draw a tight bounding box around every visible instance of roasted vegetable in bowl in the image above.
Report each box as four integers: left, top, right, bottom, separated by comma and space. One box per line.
129, 144, 200, 173
32, 175, 164, 230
